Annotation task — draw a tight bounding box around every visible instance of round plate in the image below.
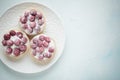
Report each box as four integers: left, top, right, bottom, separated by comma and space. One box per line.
0, 2, 65, 73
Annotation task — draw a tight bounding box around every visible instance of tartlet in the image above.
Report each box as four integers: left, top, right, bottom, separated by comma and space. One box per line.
1, 29, 29, 60
30, 34, 55, 64
19, 9, 45, 36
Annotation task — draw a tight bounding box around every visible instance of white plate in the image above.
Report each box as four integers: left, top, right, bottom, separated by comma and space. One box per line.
0, 2, 65, 73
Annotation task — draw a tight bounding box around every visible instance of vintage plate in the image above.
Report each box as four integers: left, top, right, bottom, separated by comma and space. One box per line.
0, 2, 65, 73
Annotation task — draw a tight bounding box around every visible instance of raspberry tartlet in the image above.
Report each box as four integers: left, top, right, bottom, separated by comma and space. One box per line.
1, 30, 29, 60
19, 9, 45, 36
30, 34, 55, 64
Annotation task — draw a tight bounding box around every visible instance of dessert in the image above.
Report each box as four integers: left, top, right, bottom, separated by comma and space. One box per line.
1, 8, 57, 65
19, 9, 45, 36
30, 34, 55, 64
1, 30, 29, 59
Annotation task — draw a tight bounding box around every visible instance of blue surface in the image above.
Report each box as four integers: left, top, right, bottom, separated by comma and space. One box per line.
0, 0, 120, 80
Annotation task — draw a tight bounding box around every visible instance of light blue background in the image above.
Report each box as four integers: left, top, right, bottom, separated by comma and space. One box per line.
0, 0, 120, 80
